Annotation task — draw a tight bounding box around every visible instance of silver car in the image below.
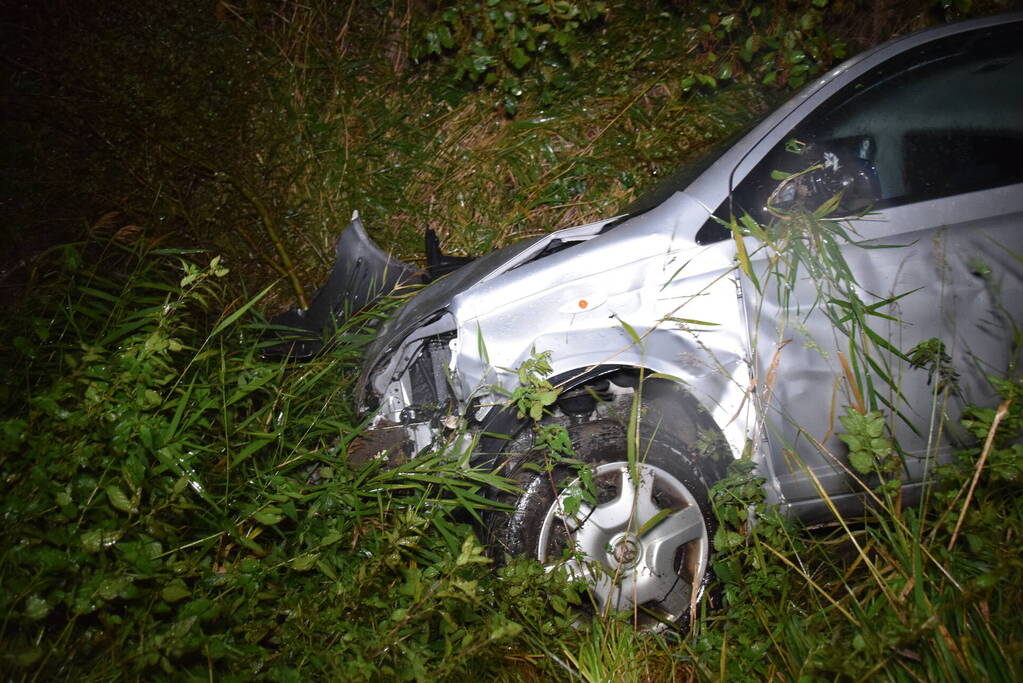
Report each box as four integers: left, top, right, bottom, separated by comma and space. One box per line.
271, 13, 1023, 628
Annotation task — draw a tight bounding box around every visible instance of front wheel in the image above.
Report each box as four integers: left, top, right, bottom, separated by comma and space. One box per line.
486, 392, 722, 630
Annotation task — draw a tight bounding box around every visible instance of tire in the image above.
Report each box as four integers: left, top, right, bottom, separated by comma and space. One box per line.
485, 378, 723, 631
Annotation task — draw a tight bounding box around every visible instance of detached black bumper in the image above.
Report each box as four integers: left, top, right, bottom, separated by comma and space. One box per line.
264, 216, 472, 359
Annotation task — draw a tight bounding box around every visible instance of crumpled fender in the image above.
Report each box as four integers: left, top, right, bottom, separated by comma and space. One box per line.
264, 215, 422, 359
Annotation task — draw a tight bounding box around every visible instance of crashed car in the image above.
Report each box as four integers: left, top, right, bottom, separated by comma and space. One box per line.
270, 13, 1023, 628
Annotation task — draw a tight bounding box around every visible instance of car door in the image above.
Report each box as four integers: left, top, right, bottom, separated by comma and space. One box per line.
717, 20, 1023, 518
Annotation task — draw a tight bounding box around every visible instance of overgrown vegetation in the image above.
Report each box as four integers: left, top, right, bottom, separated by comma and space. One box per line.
3, 0, 1023, 679
698, 380, 1023, 679
0, 237, 605, 679
416, 0, 610, 113
693, 182, 1023, 678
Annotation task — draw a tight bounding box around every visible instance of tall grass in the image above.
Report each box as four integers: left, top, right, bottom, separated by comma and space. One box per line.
682, 188, 1023, 678
689, 391, 1023, 680
0, 235, 590, 679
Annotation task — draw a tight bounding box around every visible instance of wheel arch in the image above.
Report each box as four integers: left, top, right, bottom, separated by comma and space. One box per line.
473, 364, 732, 482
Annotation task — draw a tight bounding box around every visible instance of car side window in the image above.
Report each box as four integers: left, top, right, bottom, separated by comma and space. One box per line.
697, 21, 1023, 245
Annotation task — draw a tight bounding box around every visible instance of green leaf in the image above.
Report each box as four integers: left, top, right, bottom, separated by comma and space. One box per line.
733, 224, 758, 291
290, 554, 319, 572
812, 191, 843, 219
106, 484, 138, 515
696, 73, 717, 88
207, 283, 273, 339
235, 533, 265, 555
456, 535, 491, 566
713, 529, 745, 552
253, 510, 283, 525
536, 390, 558, 406
739, 212, 768, 241
646, 372, 688, 384
509, 45, 530, 69
838, 433, 863, 452
664, 317, 720, 327
489, 619, 523, 641
24, 594, 50, 621
81, 528, 124, 553
849, 450, 874, 475
616, 316, 643, 347
476, 323, 490, 365
637, 506, 681, 536
231, 436, 274, 467
437, 24, 454, 49
144, 331, 168, 353
161, 580, 190, 604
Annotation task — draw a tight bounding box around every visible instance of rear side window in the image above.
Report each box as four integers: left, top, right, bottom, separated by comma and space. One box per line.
698, 20, 1023, 244
901, 130, 1023, 200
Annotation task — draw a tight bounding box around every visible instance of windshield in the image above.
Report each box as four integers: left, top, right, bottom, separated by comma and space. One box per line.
616, 110, 771, 218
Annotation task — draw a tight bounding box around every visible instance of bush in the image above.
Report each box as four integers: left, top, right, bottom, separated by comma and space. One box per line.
416, 0, 609, 113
